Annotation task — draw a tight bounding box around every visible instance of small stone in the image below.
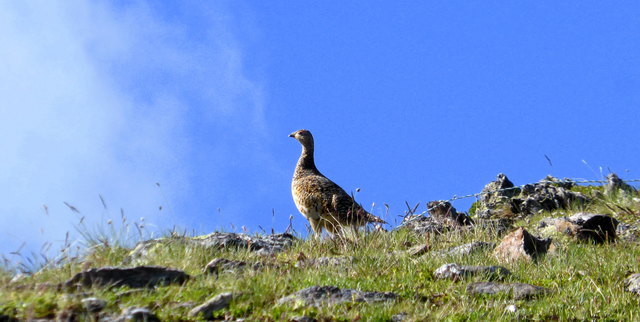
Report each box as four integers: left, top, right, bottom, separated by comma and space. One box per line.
117, 307, 159, 322
391, 312, 408, 321
277, 286, 397, 307
467, 282, 548, 299
189, 292, 233, 319
433, 263, 511, 280
506, 304, 517, 312
81, 297, 107, 313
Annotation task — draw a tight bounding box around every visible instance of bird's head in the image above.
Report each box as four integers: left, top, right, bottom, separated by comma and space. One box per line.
289, 129, 314, 146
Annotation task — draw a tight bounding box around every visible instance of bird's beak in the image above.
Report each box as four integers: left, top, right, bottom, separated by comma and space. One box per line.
288, 132, 295, 138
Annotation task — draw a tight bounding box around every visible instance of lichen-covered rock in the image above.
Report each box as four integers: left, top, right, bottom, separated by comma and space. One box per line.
467, 282, 548, 299
395, 215, 446, 234
125, 233, 297, 264
624, 273, 640, 295
476, 174, 590, 219
64, 266, 189, 289
437, 241, 495, 257
605, 173, 637, 195
189, 292, 233, 319
427, 201, 474, 226
494, 228, 552, 263
116, 307, 160, 322
475, 173, 520, 219
277, 286, 397, 307
396, 201, 472, 234
295, 256, 354, 268
433, 263, 511, 280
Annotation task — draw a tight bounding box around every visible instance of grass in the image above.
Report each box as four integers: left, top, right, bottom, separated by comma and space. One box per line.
1, 184, 640, 320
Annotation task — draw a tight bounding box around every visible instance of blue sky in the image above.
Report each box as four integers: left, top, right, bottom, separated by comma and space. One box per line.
2, 1, 639, 260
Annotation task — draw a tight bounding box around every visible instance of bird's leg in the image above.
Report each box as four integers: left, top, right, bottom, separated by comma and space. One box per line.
309, 218, 323, 239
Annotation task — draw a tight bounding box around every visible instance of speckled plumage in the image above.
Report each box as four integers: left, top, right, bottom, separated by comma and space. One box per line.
289, 129, 386, 235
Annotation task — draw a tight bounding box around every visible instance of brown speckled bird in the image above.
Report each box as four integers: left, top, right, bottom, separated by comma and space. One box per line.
289, 129, 386, 236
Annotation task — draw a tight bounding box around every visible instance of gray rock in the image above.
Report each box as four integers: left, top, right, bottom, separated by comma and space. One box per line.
624, 273, 640, 295
494, 228, 552, 263
396, 215, 447, 234
391, 313, 408, 321
427, 201, 474, 226
605, 173, 636, 195
277, 286, 397, 307
81, 297, 107, 313
467, 282, 548, 299
204, 258, 265, 275
189, 292, 233, 319
433, 263, 511, 280
64, 266, 189, 289
295, 256, 354, 268
437, 241, 495, 257
476, 173, 520, 219
396, 201, 472, 235
116, 307, 160, 322
476, 174, 590, 219
126, 233, 297, 264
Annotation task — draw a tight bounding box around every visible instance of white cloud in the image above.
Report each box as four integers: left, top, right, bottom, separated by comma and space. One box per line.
0, 1, 266, 262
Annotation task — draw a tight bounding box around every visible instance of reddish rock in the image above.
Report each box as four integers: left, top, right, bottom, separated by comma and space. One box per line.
494, 228, 552, 263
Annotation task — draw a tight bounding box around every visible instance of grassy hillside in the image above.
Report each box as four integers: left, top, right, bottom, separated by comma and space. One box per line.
1, 180, 640, 321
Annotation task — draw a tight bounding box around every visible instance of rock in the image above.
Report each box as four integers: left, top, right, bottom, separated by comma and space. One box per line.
605, 173, 636, 195
407, 244, 430, 257
396, 202, 472, 235
64, 266, 189, 289
295, 256, 354, 268
116, 307, 160, 322
476, 173, 520, 219
277, 286, 397, 307
476, 174, 590, 219
474, 218, 514, 236
427, 201, 474, 226
189, 292, 233, 319
204, 258, 264, 275
433, 263, 511, 280
126, 233, 297, 264
538, 213, 618, 243
624, 273, 640, 295
567, 213, 618, 243
506, 304, 518, 313
290, 316, 317, 322
494, 228, 552, 263
391, 313, 408, 321
467, 282, 548, 299
437, 241, 495, 257
81, 297, 107, 313
396, 215, 447, 234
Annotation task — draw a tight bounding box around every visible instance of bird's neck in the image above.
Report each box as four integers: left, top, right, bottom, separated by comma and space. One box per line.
294, 144, 320, 178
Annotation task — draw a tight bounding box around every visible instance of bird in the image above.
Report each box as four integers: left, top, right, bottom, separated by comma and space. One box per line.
289, 129, 386, 236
